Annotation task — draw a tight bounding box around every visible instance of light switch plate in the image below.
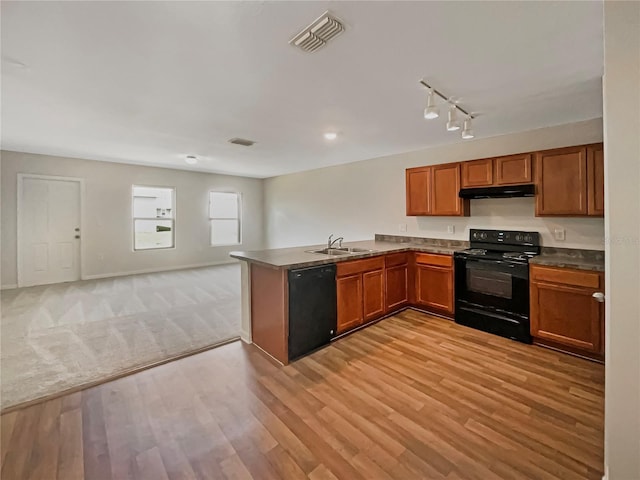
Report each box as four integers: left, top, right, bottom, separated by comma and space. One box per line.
447, 225, 455, 234
399, 224, 407, 232
554, 228, 566, 241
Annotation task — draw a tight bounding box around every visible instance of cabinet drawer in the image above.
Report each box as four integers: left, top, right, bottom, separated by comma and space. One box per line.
530, 264, 601, 289
385, 252, 409, 267
415, 252, 453, 268
337, 256, 385, 277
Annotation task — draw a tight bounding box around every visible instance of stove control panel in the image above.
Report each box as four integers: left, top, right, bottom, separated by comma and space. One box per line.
470, 229, 540, 247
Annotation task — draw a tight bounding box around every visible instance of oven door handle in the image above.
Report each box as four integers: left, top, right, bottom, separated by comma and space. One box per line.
466, 258, 517, 268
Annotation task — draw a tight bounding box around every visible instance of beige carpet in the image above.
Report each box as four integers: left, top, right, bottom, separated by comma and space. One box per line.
0, 263, 241, 410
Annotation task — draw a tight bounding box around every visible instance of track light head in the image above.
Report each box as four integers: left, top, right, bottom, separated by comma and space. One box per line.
423, 90, 439, 120
461, 118, 475, 139
446, 105, 461, 132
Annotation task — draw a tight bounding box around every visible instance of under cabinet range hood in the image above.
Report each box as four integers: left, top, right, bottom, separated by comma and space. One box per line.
458, 184, 536, 199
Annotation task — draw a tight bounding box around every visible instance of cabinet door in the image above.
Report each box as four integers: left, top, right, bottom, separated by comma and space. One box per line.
363, 269, 385, 322
385, 264, 408, 312
336, 274, 363, 333
415, 265, 454, 314
535, 147, 588, 216
495, 153, 532, 185
530, 282, 603, 354
461, 158, 493, 187
587, 144, 604, 216
431, 163, 467, 216
406, 167, 431, 216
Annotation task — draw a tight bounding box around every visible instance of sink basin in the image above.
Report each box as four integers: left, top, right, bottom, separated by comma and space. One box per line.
339, 247, 375, 253
306, 247, 376, 256
306, 248, 351, 256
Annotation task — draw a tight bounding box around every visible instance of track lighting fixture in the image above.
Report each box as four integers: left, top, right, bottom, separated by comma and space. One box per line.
419, 80, 476, 139
461, 117, 475, 139
446, 105, 461, 131
423, 89, 439, 119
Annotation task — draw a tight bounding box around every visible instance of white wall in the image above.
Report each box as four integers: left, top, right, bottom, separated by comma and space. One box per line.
1, 151, 264, 287
264, 118, 604, 250
603, 1, 640, 478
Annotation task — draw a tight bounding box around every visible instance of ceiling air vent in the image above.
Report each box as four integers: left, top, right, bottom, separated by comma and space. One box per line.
228, 138, 255, 147
289, 11, 345, 53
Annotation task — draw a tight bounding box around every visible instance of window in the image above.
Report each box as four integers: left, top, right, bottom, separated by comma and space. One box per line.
132, 186, 175, 250
209, 191, 241, 246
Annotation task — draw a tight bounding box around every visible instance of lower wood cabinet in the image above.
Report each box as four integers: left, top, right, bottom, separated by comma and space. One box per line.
530, 264, 604, 359
336, 274, 363, 333
414, 253, 454, 315
385, 264, 408, 312
363, 269, 385, 322
336, 256, 385, 334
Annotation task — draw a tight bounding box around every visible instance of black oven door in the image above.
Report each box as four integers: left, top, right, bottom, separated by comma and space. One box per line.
455, 256, 529, 317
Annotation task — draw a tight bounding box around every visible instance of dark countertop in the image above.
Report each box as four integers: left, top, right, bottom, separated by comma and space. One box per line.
230, 239, 462, 269
530, 252, 605, 272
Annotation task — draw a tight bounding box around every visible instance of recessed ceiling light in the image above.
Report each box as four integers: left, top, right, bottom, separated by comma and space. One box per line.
324, 132, 338, 140
185, 155, 198, 165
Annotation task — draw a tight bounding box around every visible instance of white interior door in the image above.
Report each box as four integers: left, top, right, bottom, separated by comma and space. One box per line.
19, 176, 81, 287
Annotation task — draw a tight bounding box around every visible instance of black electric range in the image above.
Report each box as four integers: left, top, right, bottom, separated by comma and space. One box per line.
453, 229, 541, 343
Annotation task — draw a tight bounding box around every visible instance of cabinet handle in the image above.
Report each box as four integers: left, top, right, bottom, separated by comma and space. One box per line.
592, 292, 605, 303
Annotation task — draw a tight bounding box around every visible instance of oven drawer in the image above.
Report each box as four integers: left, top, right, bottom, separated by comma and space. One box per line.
415, 253, 453, 268
530, 264, 602, 289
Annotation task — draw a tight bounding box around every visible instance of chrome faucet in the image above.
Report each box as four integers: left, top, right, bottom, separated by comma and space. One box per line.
327, 234, 344, 249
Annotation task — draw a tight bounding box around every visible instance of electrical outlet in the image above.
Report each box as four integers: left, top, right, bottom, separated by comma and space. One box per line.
447, 225, 455, 234
554, 228, 566, 241
399, 224, 407, 232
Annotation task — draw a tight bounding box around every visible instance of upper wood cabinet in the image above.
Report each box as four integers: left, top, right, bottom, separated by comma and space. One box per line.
406, 164, 469, 216
495, 153, 532, 185
535, 146, 588, 216
431, 163, 469, 216
461, 154, 532, 189
535, 144, 604, 217
530, 264, 604, 358
587, 144, 604, 216
407, 142, 603, 218
406, 167, 431, 215
461, 158, 493, 187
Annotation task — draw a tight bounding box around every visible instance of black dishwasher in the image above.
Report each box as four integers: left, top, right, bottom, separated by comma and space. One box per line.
288, 264, 337, 361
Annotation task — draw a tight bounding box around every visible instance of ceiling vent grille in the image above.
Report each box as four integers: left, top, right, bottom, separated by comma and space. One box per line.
289, 11, 345, 53
228, 138, 255, 147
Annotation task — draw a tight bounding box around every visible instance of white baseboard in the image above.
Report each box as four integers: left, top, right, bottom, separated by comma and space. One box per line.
81, 259, 239, 281
1, 284, 18, 290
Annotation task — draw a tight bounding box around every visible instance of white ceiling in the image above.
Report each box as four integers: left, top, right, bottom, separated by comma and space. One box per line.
1, 1, 603, 178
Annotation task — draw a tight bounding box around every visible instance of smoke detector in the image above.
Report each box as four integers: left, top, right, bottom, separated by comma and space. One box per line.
228, 138, 255, 147
289, 11, 345, 53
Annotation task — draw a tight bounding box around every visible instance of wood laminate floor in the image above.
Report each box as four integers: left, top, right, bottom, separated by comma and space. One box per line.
0, 310, 604, 480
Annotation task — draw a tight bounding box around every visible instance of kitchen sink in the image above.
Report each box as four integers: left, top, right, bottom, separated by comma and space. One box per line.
306, 248, 352, 256
306, 247, 376, 256
339, 247, 375, 253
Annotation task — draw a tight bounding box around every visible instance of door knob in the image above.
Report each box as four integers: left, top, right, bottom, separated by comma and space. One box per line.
75, 235, 80, 239
75, 228, 80, 232
592, 292, 605, 303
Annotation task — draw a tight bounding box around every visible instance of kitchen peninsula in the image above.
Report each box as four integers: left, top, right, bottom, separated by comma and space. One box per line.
231, 236, 464, 364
